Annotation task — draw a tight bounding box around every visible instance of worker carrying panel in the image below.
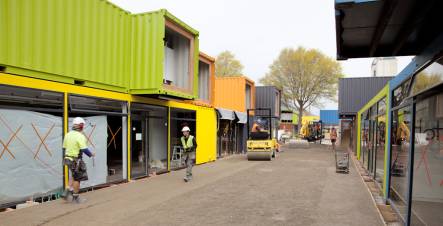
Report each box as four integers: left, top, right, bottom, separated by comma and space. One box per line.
68, 116, 108, 189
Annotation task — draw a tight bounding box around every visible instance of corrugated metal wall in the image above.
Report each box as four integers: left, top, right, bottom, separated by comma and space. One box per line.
338, 77, 392, 116
320, 110, 339, 125
255, 86, 281, 118
130, 11, 164, 93
0, 0, 131, 92
0, 3, 200, 98
130, 10, 199, 98
214, 77, 255, 113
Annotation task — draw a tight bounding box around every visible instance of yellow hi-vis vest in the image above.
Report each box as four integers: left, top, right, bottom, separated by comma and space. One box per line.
181, 135, 194, 152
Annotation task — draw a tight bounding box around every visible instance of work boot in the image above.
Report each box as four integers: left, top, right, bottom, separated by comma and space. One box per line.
72, 194, 86, 204
183, 177, 190, 182
61, 189, 73, 202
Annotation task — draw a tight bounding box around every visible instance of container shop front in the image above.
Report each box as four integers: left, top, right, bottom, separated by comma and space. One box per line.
0, 84, 64, 208
339, 77, 391, 153
335, 1, 443, 224
130, 103, 168, 178
0, 74, 132, 207
169, 108, 196, 169
388, 55, 443, 226
170, 102, 217, 165
358, 85, 389, 192
215, 108, 247, 157
216, 108, 236, 158
234, 111, 248, 154
0, 74, 219, 208
68, 95, 128, 187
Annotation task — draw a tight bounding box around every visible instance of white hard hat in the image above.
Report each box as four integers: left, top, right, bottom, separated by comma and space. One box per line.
181, 126, 190, 132
73, 117, 86, 125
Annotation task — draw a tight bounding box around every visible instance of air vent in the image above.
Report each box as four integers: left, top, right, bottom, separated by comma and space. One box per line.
74, 80, 85, 86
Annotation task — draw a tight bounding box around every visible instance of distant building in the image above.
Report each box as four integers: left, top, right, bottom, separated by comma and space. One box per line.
320, 110, 339, 126
338, 77, 392, 151
279, 109, 295, 137
370, 57, 398, 77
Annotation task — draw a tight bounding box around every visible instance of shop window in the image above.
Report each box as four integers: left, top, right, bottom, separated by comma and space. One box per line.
0, 85, 63, 207
69, 95, 128, 187
411, 57, 443, 96
170, 108, 196, 169
198, 61, 210, 101
368, 106, 377, 175
378, 98, 386, 115
375, 114, 386, 184
245, 84, 251, 111
410, 94, 443, 225
374, 98, 387, 184
389, 106, 411, 222
130, 104, 168, 178
218, 120, 236, 157
361, 110, 370, 170
0, 85, 64, 113
393, 79, 412, 107
164, 26, 192, 92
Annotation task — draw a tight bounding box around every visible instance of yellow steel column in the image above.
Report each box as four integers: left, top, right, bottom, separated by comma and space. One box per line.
63, 92, 69, 188
167, 107, 171, 171
127, 102, 131, 181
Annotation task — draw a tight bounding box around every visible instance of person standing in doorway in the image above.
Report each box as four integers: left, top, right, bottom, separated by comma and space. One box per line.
181, 126, 197, 182
61, 117, 95, 203
330, 128, 338, 151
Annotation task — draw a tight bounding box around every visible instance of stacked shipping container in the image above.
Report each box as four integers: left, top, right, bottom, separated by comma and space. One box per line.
0, 0, 215, 208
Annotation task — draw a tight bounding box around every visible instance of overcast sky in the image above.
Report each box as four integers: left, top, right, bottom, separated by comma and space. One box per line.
109, 0, 413, 114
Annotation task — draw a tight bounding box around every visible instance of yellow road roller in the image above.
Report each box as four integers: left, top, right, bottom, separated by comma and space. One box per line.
246, 108, 277, 161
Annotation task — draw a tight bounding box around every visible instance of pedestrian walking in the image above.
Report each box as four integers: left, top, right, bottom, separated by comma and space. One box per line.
330, 128, 338, 151
61, 117, 95, 203
181, 126, 197, 182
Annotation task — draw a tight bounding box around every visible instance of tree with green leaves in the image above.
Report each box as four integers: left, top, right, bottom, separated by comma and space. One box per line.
412, 71, 443, 94
215, 51, 244, 76
260, 47, 343, 132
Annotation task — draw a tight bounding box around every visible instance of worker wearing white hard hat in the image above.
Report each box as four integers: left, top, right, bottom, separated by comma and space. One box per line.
181, 126, 197, 182
61, 117, 95, 204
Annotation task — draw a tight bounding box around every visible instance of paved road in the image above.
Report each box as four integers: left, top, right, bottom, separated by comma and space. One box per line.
1, 144, 383, 226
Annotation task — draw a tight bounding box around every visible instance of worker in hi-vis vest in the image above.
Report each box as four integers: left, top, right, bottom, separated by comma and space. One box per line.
61, 117, 95, 204
181, 126, 197, 182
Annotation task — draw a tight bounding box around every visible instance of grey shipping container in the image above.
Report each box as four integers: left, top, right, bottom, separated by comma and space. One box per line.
255, 86, 281, 118
338, 77, 392, 117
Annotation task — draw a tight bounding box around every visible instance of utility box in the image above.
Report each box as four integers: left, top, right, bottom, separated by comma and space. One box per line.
130, 9, 199, 99
255, 86, 281, 118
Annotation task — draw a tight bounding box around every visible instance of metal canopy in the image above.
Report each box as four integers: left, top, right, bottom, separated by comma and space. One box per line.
216, 108, 235, 120
335, 0, 443, 59
234, 111, 247, 124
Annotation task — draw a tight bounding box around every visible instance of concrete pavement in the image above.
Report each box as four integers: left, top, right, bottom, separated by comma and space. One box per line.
0, 144, 383, 226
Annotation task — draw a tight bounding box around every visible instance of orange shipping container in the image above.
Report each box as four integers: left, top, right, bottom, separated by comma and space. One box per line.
214, 76, 255, 112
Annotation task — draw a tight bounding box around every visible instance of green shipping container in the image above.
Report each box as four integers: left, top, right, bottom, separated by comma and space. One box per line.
131, 10, 199, 99
0, 1, 199, 99
0, 0, 132, 92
